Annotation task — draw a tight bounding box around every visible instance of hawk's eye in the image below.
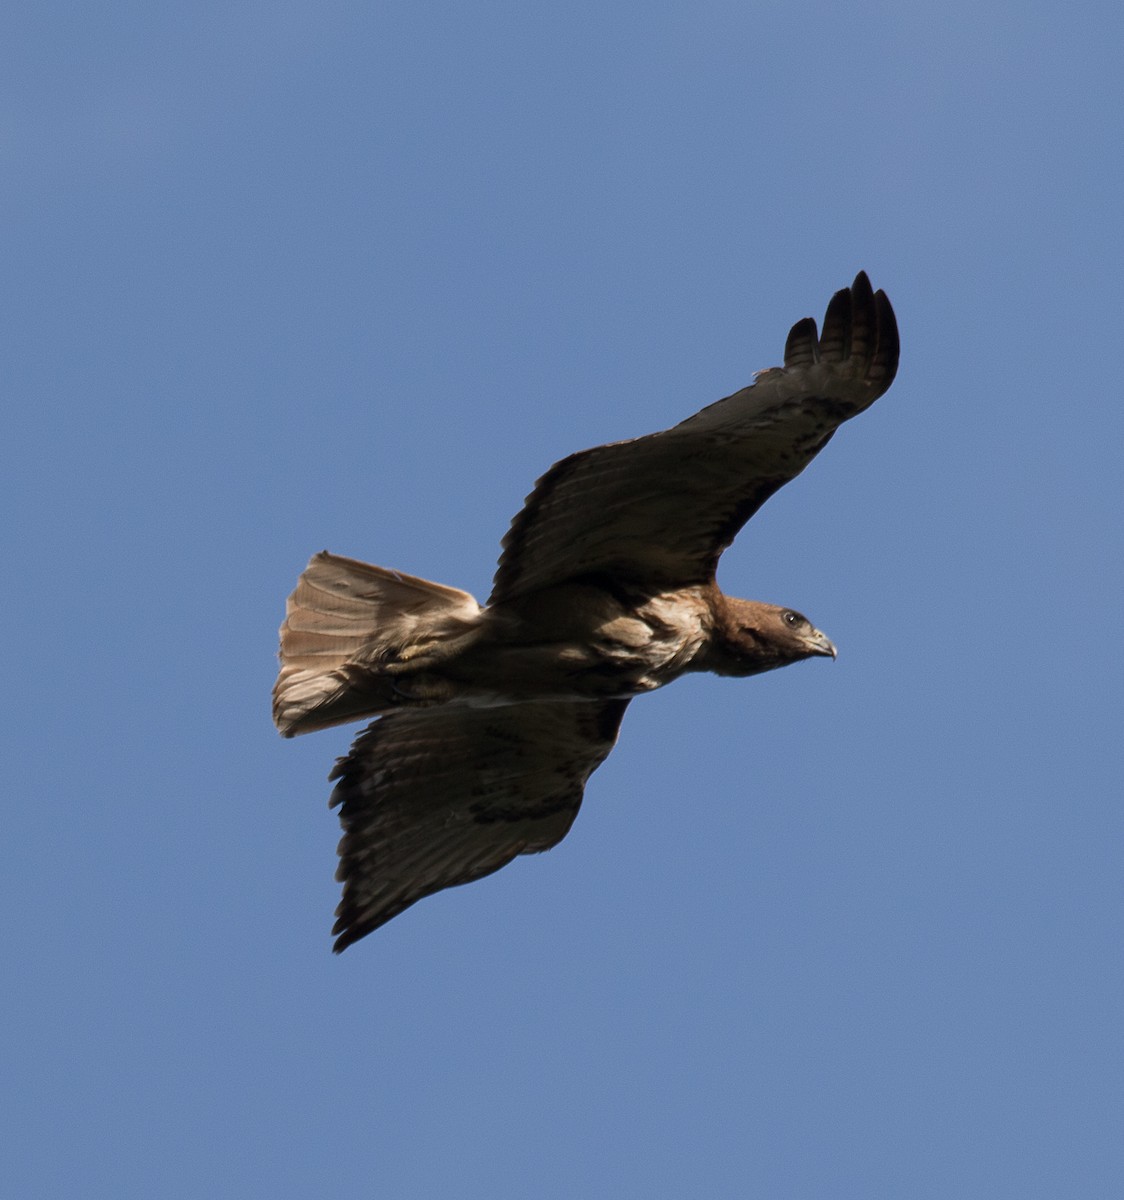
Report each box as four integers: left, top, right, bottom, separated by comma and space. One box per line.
783, 610, 803, 628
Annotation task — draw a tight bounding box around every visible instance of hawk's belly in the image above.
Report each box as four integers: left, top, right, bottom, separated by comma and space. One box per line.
439, 586, 713, 707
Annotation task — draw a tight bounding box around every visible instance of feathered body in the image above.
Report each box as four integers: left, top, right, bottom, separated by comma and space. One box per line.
275, 562, 831, 735
274, 272, 899, 950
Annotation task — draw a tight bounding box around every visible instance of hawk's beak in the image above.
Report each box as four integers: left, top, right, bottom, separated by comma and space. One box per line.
807, 628, 837, 659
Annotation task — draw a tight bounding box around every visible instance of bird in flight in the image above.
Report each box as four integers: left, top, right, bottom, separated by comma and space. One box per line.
274, 272, 899, 951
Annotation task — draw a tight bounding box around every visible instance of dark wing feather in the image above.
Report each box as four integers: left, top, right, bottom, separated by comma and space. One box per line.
328, 699, 629, 950
489, 273, 898, 604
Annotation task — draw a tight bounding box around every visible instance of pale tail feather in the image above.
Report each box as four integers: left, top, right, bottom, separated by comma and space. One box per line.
273, 551, 482, 737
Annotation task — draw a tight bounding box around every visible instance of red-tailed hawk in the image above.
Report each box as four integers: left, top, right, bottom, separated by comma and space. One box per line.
275, 273, 899, 950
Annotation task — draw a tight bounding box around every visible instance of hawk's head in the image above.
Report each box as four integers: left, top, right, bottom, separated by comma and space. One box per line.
707, 596, 836, 678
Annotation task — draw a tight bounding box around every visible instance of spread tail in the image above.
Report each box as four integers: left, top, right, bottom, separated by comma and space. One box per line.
273, 551, 482, 736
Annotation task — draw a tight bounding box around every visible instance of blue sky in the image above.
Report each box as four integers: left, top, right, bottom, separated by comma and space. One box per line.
4, 3, 1123, 1196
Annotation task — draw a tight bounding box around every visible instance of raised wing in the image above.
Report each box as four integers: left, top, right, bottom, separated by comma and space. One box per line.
489, 272, 898, 605
328, 699, 629, 950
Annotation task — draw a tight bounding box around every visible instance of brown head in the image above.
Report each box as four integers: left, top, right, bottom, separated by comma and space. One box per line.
704, 594, 837, 678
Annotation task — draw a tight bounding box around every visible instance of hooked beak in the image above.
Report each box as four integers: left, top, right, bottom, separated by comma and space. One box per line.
807, 628, 837, 660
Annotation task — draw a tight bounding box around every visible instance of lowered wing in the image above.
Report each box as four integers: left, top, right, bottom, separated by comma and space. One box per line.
328, 699, 629, 950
